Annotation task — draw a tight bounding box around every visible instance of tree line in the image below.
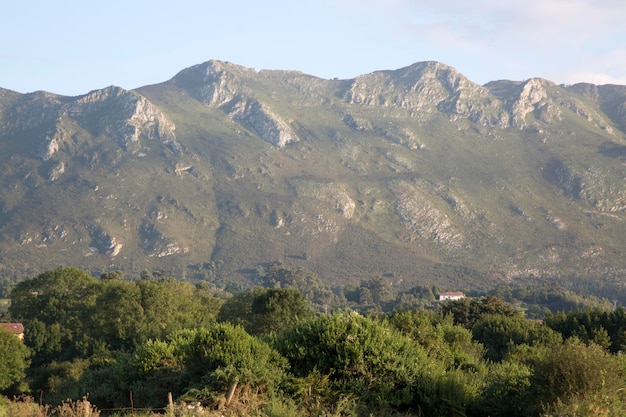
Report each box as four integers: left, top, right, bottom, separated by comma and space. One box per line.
1, 267, 626, 416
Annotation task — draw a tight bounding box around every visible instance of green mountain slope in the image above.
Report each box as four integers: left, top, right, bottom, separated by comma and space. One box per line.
1, 61, 625, 291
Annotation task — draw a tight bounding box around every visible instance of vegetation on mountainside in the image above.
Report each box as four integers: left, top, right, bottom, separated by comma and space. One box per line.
2, 267, 626, 416
1, 62, 626, 293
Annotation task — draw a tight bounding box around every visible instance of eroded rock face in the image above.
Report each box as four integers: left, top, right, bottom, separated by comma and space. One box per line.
2, 86, 177, 162
140, 221, 185, 258
509, 78, 548, 128
293, 181, 356, 220
173, 60, 254, 107
88, 225, 122, 257
344, 61, 507, 127
392, 180, 465, 249
172, 61, 301, 147
62, 86, 177, 152
230, 98, 299, 147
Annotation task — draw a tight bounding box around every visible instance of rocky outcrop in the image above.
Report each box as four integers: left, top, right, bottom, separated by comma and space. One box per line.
41, 134, 61, 161
392, 180, 465, 248
63, 86, 177, 152
544, 157, 583, 199
173, 61, 300, 147
0, 91, 67, 134
344, 61, 507, 127
294, 181, 356, 219
567, 83, 626, 133
47, 161, 65, 181
542, 157, 626, 212
140, 222, 186, 258
173, 60, 254, 107
88, 225, 122, 257
1, 86, 177, 161
509, 78, 549, 128
230, 98, 299, 147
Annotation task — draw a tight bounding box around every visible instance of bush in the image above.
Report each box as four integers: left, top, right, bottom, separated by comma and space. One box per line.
133, 323, 288, 407
531, 339, 626, 415
274, 312, 446, 414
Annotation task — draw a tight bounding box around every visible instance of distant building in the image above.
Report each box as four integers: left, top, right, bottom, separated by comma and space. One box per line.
0, 323, 24, 340
438, 291, 466, 301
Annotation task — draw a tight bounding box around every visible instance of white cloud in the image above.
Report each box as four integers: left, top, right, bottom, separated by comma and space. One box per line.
325, 0, 626, 84
551, 48, 626, 85
327, 0, 626, 50
558, 72, 626, 86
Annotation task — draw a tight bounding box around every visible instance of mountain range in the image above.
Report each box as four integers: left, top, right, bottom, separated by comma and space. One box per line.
1, 60, 625, 292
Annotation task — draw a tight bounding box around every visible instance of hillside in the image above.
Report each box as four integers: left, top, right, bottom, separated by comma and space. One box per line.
1, 60, 625, 291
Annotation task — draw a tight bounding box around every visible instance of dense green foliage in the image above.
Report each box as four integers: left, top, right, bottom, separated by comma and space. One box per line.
217, 287, 313, 335
274, 312, 436, 414
488, 281, 615, 317
544, 307, 626, 353
134, 324, 287, 407
5, 267, 626, 416
0, 328, 29, 392
472, 314, 562, 361
10, 268, 221, 358
440, 295, 518, 328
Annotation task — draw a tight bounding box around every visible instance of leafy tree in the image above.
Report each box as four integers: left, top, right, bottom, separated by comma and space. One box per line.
10, 268, 221, 369
134, 324, 287, 407
30, 359, 91, 405
529, 339, 626, 415
387, 309, 483, 369
218, 287, 312, 336
74, 352, 137, 409
100, 270, 124, 281
441, 295, 518, 329
274, 312, 449, 414
394, 285, 437, 310
136, 278, 221, 341
183, 325, 288, 404
0, 277, 15, 299
359, 276, 392, 305
472, 314, 562, 361
250, 287, 312, 335
89, 280, 145, 351
262, 266, 334, 309
10, 267, 100, 325
0, 328, 30, 392
216, 290, 256, 329
473, 360, 533, 417
489, 282, 614, 314
131, 339, 186, 408
10, 267, 101, 363
358, 287, 373, 305
544, 307, 626, 353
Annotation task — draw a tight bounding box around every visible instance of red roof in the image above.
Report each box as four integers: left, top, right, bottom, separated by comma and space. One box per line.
439, 292, 465, 296
0, 323, 24, 335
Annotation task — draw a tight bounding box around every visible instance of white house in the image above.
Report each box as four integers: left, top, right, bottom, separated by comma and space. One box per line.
438, 291, 465, 301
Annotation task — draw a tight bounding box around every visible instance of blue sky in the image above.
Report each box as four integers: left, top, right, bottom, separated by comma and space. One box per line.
2, 0, 625, 96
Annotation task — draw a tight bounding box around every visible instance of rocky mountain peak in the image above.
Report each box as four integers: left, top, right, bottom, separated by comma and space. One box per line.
344, 61, 507, 127
229, 98, 299, 148
170, 61, 302, 147
1, 85, 177, 161
509, 78, 551, 128
59, 86, 177, 154
172, 60, 256, 107
393, 61, 473, 90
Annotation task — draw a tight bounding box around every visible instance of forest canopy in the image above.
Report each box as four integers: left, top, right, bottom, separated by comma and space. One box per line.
2, 267, 626, 417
